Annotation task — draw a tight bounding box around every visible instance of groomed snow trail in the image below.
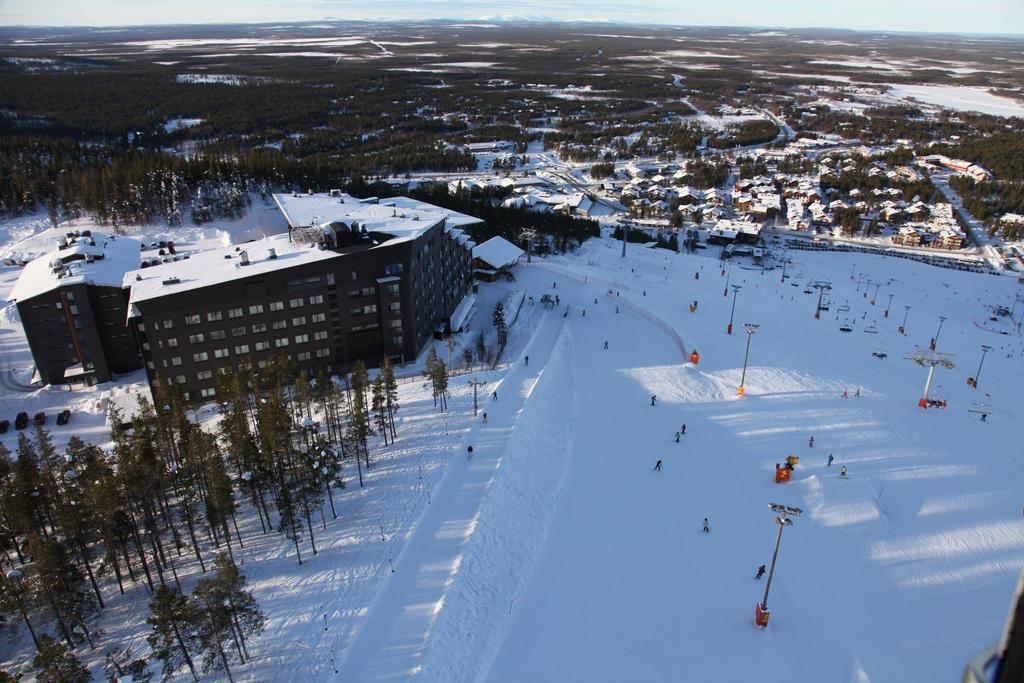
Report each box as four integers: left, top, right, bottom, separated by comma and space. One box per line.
336, 309, 565, 681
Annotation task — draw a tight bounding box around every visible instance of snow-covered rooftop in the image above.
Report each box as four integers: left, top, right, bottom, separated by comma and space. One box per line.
473, 236, 525, 269
9, 228, 142, 303
124, 233, 342, 307
272, 192, 483, 239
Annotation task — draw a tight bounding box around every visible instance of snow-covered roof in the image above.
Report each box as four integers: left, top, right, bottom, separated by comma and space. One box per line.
472, 236, 524, 270
272, 192, 483, 236
123, 233, 343, 307
10, 229, 142, 303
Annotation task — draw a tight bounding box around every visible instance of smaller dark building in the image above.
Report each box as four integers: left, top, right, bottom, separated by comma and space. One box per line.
10, 229, 142, 385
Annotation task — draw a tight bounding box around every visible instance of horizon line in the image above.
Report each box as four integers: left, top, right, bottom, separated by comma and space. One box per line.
0, 17, 1022, 39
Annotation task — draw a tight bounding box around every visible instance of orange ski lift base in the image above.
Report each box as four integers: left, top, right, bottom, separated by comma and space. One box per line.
690, 350, 700, 364
775, 463, 792, 483
755, 602, 770, 627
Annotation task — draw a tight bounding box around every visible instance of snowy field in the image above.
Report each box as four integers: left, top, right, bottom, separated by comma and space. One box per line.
887, 84, 1024, 118
1, 213, 1024, 680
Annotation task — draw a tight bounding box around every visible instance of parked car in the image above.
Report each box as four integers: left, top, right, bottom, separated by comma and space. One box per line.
0, 419, 8, 434
14, 412, 28, 430
33, 412, 45, 426
56, 410, 71, 426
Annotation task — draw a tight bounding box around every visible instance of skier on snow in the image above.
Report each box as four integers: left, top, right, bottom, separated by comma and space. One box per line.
840, 466, 848, 478
827, 454, 834, 467
808, 435, 814, 448
675, 432, 681, 443
603, 340, 609, 349
703, 518, 710, 533
466, 445, 474, 460
681, 424, 686, 435
654, 460, 663, 471
651, 395, 657, 406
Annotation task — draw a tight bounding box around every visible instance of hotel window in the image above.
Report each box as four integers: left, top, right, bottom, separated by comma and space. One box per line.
363, 304, 378, 315
311, 313, 326, 323
316, 348, 331, 358
388, 320, 402, 331
391, 336, 404, 347
176, 375, 186, 384
249, 304, 264, 315
309, 295, 324, 305
171, 356, 182, 367
275, 338, 289, 348
197, 370, 213, 380
163, 319, 174, 329
210, 330, 226, 341
234, 345, 250, 355
214, 348, 229, 359
251, 322, 267, 334
231, 326, 247, 337
207, 311, 223, 322
292, 316, 306, 326
200, 387, 216, 398
289, 297, 304, 308
255, 341, 270, 351
296, 351, 311, 361
362, 286, 376, 297
269, 301, 285, 311
388, 302, 401, 312
193, 352, 209, 362
166, 337, 179, 348
228, 307, 244, 318
385, 263, 403, 275
272, 320, 287, 330
294, 334, 309, 344
188, 333, 205, 344
185, 314, 201, 326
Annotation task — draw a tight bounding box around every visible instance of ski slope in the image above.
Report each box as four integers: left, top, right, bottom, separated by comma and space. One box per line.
339, 239, 1024, 682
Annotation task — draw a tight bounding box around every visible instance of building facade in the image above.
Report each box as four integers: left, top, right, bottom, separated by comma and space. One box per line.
10, 230, 142, 385
127, 194, 477, 401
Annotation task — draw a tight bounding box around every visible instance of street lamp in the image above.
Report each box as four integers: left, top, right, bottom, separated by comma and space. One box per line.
884, 293, 894, 319
738, 323, 759, 396
756, 502, 802, 628
931, 315, 947, 351
900, 305, 911, 335
971, 345, 992, 389
727, 284, 742, 334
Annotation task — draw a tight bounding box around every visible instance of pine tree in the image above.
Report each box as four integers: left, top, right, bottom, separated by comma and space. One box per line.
26, 534, 98, 649
371, 375, 388, 446
146, 585, 199, 682
463, 346, 474, 371
431, 359, 450, 411
381, 357, 399, 440
31, 634, 89, 683
189, 555, 265, 682
476, 331, 487, 363
493, 302, 507, 350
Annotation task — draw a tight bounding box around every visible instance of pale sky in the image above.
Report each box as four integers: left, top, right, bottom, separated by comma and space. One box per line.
1, 0, 1022, 34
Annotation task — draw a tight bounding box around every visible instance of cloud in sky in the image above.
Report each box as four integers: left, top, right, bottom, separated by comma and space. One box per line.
1, 0, 1022, 34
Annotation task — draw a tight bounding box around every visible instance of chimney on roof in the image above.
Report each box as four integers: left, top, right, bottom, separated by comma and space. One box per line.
239, 250, 249, 266
267, 248, 277, 260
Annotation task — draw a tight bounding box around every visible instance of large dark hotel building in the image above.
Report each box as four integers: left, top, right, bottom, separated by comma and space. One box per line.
11, 193, 480, 401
